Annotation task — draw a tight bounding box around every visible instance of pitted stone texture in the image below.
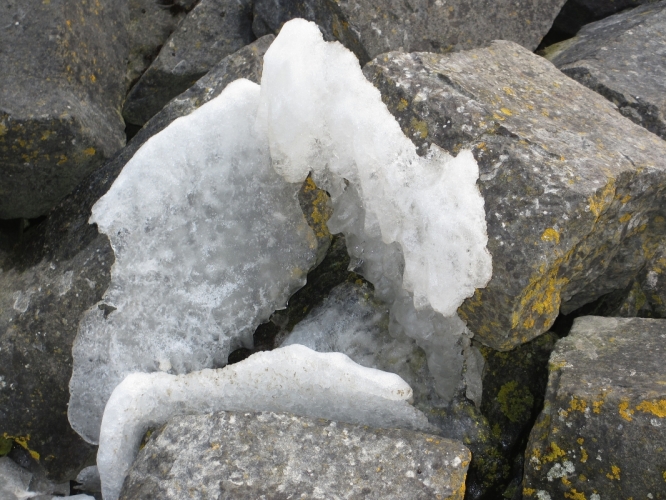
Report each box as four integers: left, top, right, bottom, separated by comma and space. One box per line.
252, 0, 567, 65
546, 1, 666, 140
523, 316, 666, 499
364, 41, 666, 350
123, 0, 255, 125
119, 411, 470, 500
0, 0, 129, 219
0, 38, 272, 481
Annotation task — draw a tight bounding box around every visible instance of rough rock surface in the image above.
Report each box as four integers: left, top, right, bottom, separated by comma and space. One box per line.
0, 0, 129, 219
546, 1, 666, 140
123, 0, 255, 125
119, 411, 470, 500
364, 40, 666, 350
548, 0, 659, 40
0, 38, 272, 481
252, 0, 567, 65
523, 316, 666, 499
126, 0, 198, 86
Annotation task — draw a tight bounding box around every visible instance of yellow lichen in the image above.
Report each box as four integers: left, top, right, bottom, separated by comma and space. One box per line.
543, 442, 566, 463
83, 147, 96, 156
500, 108, 513, 116
410, 118, 428, 139
618, 400, 634, 422
564, 489, 586, 500
396, 98, 409, 111
588, 180, 616, 219
576, 437, 584, 445
635, 399, 666, 418
2, 433, 40, 461
523, 488, 536, 496
619, 213, 632, 223
0, 122, 6, 136
541, 227, 560, 244
503, 87, 516, 96
580, 447, 588, 463
606, 465, 620, 480
592, 395, 605, 414
569, 397, 587, 412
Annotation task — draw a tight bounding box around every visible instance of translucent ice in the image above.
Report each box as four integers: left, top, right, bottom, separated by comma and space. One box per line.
97, 344, 434, 500
68, 80, 318, 444
259, 20, 492, 399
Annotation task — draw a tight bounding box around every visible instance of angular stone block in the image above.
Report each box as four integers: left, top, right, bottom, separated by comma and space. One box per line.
523, 316, 666, 499
364, 41, 666, 350
546, 1, 666, 140
120, 411, 471, 500
0, 0, 130, 219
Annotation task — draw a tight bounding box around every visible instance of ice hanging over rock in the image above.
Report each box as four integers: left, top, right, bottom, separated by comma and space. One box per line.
68, 80, 318, 444
259, 20, 492, 399
97, 345, 434, 500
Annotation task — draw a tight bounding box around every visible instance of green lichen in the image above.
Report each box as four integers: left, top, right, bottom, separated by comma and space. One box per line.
0, 436, 12, 456
497, 380, 534, 423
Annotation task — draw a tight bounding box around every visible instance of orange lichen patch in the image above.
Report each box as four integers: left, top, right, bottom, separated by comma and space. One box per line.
541, 228, 560, 244
564, 489, 586, 500
619, 400, 634, 422
635, 399, 666, 418
592, 395, 605, 414
543, 442, 566, 462
606, 465, 621, 481
569, 397, 587, 412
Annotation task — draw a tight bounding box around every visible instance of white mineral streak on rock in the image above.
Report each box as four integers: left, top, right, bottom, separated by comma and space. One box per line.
258, 19, 492, 398
97, 345, 434, 500
68, 79, 317, 444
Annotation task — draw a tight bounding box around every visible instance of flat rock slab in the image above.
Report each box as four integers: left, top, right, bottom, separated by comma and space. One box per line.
0, 0, 129, 219
546, 1, 666, 140
364, 41, 666, 350
0, 37, 272, 481
252, 0, 567, 65
523, 316, 666, 499
119, 411, 470, 500
123, 0, 255, 125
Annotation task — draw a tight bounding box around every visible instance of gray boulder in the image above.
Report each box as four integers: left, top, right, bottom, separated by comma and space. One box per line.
0, 37, 273, 481
123, 0, 255, 126
523, 316, 666, 498
0, 0, 130, 219
546, 1, 666, 140
119, 411, 471, 499
364, 41, 666, 351
252, 0, 568, 65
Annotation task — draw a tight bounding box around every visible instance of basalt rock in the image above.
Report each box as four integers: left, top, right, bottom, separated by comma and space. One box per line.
364, 40, 666, 350
523, 316, 666, 499
252, 0, 568, 65
546, 0, 666, 140
0, 0, 130, 219
119, 411, 471, 500
122, 0, 255, 125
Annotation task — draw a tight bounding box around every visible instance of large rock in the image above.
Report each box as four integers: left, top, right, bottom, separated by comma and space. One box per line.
545, 1, 666, 140
0, 0, 130, 219
0, 37, 273, 481
252, 0, 568, 65
126, 0, 198, 86
548, 0, 659, 40
119, 411, 471, 499
523, 316, 666, 498
122, 0, 255, 125
364, 41, 666, 350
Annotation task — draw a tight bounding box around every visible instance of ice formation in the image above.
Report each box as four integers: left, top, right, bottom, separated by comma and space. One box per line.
68, 79, 318, 444
97, 344, 434, 500
259, 20, 492, 398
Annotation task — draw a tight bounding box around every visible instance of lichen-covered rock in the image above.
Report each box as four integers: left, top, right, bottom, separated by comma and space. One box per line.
0, 0, 130, 219
126, 0, 198, 86
364, 41, 666, 350
119, 411, 470, 500
0, 38, 272, 481
548, 0, 658, 40
252, 0, 567, 65
545, 1, 666, 140
523, 316, 666, 499
123, 0, 255, 125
